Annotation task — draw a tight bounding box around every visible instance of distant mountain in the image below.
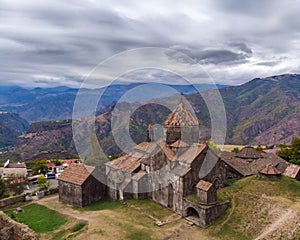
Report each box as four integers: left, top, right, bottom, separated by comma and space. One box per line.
4, 73, 300, 161
0, 112, 29, 149
218, 73, 300, 145
0, 83, 229, 123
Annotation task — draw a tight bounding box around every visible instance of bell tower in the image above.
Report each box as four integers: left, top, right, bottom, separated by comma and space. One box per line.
163, 100, 200, 145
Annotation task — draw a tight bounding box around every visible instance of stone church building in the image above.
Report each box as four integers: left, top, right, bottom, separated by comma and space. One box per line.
59, 100, 229, 227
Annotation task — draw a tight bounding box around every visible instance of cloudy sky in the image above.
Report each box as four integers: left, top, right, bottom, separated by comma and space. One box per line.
1, 0, 300, 88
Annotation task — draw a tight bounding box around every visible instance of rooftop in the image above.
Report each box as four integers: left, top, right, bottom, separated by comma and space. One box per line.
235, 146, 263, 159
283, 164, 300, 178
58, 163, 95, 185
259, 165, 282, 175
196, 180, 213, 191
221, 151, 289, 176
170, 140, 189, 148
164, 101, 199, 126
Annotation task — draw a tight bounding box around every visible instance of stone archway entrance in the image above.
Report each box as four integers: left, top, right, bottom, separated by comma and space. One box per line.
186, 207, 200, 219
168, 183, 174, 209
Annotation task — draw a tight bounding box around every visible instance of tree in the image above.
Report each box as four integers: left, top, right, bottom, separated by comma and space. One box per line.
232, 147, 240, 153
31, 160, 49, 175
5, 174, 26, 196
277, 137, 300, 165
52, 159, 61, 166
37, 175, 50, 191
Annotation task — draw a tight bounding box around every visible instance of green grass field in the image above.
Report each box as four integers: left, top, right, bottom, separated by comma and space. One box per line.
74, 197, 122, 211
5, 204, 67, 233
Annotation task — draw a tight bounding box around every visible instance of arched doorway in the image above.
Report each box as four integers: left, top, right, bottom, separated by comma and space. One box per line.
186, 207, 199, 219
213, 178, 221, 189
168, 183, 174, 208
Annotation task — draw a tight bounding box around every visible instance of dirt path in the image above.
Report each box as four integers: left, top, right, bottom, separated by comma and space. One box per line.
254, 208, 297, 240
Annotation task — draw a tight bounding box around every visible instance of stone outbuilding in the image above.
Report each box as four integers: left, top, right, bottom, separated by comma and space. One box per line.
221, 146, 289, 180
195, 180, 217, 204
58, 163, 106, 207
258, 165, 282, 179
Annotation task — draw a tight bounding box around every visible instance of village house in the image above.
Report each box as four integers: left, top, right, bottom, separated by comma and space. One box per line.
0, 160, 27, 179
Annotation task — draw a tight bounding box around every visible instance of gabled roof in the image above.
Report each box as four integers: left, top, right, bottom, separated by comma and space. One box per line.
235, 146, 262, 159
196, 180, 213, 191
259, 165, 281, 175
58, 163, 95, 185
283, 164, 300, 178
164, 101, 199, 126
171, 165, 191, 177
106, 152, 147, 173
134, 141, 175, 160
132, 171, 147, 181
221, 152, 289, 177
4, 160, 26, 168
170, 140, 189, 148
119, 178, 131, 191
176, 143, 207, 164
6, 163, 26, 168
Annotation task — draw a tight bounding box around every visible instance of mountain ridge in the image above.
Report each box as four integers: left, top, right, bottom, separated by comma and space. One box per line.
2, 73, 300, 161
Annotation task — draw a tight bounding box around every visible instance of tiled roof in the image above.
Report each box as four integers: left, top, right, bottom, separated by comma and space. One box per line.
262, 148, 280, 154
171, 165, 191, 177
283, 164, 300, 178
58, 163, 95, 185
196, 180, 213, 191
119, 178, 131, 191
134, 141, 175, 161
106, 152, 147, 173
235, 146, 263, 159
132, 171, 147, 181
170, 140, 189, 148
221, 152, 289, 176
176, 143, 207, 164
259, 165, 282, 175
6, 163, 26, 168
164, 101, 199, 126
162, 145, 175, 160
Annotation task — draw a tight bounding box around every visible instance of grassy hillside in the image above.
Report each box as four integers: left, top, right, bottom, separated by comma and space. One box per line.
0, 112, 29, 148
208, 176, 300, 240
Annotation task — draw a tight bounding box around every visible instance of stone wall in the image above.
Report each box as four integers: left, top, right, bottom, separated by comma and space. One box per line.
183, 199, 230, 227
0, 211, 39, 240
81, 175, 106, 207
58, 181, 83, 207
0, 195, 25, 208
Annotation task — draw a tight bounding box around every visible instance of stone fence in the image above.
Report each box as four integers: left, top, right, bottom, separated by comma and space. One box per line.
0, 195, 25, 208
0, 187, 58, 208
0, 211, 39, 240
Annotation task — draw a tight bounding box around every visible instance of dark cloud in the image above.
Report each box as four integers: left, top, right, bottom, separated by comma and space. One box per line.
255, 61, 281, 67
229, 42, 253, 54
0, 0, 300, 87
167, 46, 250, 65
